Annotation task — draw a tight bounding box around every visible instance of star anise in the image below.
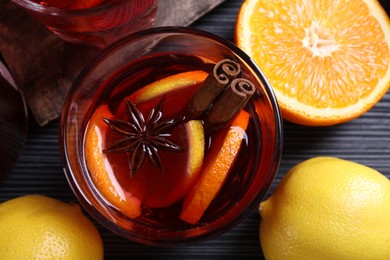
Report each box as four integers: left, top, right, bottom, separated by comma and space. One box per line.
102, 99, 183, 177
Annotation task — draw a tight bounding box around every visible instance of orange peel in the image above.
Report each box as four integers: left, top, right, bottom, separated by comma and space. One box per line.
180, 110, 250, 224
84, 105, 141, 218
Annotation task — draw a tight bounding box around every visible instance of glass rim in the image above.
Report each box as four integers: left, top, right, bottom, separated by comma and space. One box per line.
11, 0, 143, 16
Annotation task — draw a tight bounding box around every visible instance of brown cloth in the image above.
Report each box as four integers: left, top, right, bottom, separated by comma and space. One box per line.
0, 0, 225, 126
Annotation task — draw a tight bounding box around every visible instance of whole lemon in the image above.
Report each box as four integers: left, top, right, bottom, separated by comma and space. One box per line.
260, 157, 390, 260
0, 195, 103, 260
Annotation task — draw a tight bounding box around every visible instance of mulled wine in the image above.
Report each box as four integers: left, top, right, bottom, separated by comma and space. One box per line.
61, 28, 282, 245
12, 0, 157, 48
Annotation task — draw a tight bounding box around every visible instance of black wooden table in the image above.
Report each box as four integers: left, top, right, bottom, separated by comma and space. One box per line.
2, 1, 390, 259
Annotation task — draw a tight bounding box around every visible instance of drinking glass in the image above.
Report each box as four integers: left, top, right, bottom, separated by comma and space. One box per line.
60, 27, 283, 246
12, 0, 158, 48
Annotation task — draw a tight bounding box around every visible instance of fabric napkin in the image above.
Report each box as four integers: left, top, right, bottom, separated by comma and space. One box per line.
0, 0, 225, 125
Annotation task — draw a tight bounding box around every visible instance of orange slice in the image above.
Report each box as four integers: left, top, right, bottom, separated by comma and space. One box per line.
84, 105, 141, 218
180, 110, 250, 224
130, 70, 208, 104
185, 120, 205, 180
115, 70, 209, 117
235, 0, 390, 126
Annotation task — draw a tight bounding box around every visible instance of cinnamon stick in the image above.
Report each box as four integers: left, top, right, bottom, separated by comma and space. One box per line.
188, 59, 240, 118
205, 78, 255, 126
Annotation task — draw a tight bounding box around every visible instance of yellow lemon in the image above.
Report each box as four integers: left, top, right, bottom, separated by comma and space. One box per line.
260, 157, 390, 260
0, 195, 103, 260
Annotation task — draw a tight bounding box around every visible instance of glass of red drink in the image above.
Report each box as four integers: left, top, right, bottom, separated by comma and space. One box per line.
60, 27, 282, 246
11, 0, 157, 48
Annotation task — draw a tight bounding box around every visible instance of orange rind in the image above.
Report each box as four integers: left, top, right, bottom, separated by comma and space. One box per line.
185, 120, 205, 179
180, 110, 250, 224
84, 105, 141, 218
130, 70, 208, 104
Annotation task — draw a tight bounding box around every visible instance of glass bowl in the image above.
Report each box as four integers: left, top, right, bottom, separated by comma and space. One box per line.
60, 27, 283, 246
12, 0, 157, 48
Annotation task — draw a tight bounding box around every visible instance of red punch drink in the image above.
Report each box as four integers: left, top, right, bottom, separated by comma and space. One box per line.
61, 28, 282, 246
13, 0, 157, 48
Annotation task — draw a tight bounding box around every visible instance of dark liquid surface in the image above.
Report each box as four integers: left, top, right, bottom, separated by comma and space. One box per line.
84, 54, 262, 229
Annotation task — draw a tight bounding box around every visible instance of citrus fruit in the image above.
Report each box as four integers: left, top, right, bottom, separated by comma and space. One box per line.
236, 0, 390, 126
84, 105, 142, 218
0, 195, 103, 260
180, 109, 250, 224
185, 120, 205, 179
115, 70, 208, 117
129, 70, 208, 104
259, 157, 390, 260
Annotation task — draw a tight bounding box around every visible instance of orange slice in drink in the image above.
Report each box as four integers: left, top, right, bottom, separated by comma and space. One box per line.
185, 120, 205, 182
115, 70, 209, 117
84, 105, 141, 218
180, 110, 250, 224
130, 70, 208, 104
236, 0, 390, 126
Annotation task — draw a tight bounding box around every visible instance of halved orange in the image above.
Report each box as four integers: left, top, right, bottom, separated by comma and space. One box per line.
180, 110, 250, 224
84, 105, 142, 218
236, 0, 390, 126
